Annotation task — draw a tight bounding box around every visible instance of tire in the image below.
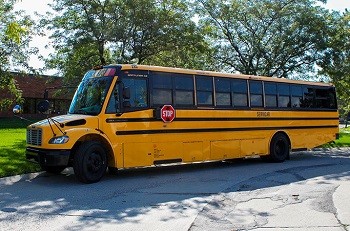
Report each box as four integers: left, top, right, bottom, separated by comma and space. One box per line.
42, 166, 66, 174
73, 141, 107, 183
269, 133, 290, 162
108, 167, 119, 175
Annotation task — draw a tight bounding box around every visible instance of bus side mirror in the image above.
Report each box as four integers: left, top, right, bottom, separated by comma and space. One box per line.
37, 100, 50, 113
13, 105, 22, 114
123, 87, 130, 100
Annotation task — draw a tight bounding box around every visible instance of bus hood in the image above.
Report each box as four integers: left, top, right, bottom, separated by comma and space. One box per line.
29, 114, 98, 129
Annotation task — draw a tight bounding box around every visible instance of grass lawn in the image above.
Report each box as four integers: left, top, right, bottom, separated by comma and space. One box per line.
321, 127, 350, 148
0, 118, 41, 178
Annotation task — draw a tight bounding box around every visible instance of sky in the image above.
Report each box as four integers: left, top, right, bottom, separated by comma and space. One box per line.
324, 0, 350, 11
13, 0, 350, 75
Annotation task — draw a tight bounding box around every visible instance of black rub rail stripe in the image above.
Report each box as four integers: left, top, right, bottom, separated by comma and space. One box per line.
107, 117, 339, 123
116, 125, 338, 135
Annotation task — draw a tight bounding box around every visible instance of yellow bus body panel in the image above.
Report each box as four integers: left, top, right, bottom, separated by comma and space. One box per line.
99, 109, 338, 168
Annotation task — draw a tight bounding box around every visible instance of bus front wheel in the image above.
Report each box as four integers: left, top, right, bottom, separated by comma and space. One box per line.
269, 133, 290, 162
73, 141, 107, 183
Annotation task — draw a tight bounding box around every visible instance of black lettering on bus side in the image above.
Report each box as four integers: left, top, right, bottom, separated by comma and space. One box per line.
257, 112, 270, 117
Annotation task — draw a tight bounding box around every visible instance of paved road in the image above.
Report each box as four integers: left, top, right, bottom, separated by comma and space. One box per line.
0, 148, 349, 231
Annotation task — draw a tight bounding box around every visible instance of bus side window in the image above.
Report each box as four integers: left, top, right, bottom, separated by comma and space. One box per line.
315, 87, 334, 109
196, 76, 213, 106
278, 83, 291, 108
231, 79, 248, 107
249, 80, 263, 107
291, 85, 303, 108
215, 78, 231, 107
152, 72, 173, 106
301, 86, 315, 108
174, 74, 194, 106
264, 82, 277, 108
123, 78, 148, 109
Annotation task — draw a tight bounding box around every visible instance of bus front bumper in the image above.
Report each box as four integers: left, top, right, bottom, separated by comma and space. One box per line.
26, 147, 71, 167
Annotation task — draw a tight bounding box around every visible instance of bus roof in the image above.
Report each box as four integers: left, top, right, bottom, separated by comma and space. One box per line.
105, 64, 334, 87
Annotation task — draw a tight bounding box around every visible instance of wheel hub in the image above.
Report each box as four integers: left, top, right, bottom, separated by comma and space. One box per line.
87, 152, 103, 173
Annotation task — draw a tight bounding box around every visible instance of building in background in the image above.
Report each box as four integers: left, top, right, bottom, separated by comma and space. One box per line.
0, 73, 73, 118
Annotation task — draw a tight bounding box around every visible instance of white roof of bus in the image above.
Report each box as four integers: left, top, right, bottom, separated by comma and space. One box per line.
110, 64, 334, 87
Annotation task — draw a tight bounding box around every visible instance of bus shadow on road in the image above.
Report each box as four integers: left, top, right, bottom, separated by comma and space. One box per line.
1, 148, 349, 229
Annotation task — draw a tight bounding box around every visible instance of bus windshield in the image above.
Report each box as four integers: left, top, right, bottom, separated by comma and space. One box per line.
69, 76, 113, 115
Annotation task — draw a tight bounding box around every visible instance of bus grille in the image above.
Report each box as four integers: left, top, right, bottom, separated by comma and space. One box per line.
27, 128, 42, 146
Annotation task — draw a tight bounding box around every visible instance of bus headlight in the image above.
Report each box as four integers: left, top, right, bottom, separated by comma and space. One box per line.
49, 136, 69, 144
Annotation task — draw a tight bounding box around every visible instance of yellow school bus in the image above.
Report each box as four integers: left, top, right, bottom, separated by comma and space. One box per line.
25, 64, 339, 183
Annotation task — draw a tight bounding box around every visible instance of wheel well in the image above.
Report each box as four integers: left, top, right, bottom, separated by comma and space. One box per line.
271, 131, 291, 149
69, 134, 115, 167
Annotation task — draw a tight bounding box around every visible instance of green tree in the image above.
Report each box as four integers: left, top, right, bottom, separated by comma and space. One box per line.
0, 0, 34, 111
318, 10, 350, 115
114, 0, 211, 67
43, 0, 210, 84
196, 0, 330, 78
42, 0, 119, 87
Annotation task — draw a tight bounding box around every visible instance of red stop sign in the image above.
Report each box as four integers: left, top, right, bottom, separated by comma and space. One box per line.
161, 105, 175, 123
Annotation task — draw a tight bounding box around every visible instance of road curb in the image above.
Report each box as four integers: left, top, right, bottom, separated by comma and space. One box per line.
0, 172, 44, 186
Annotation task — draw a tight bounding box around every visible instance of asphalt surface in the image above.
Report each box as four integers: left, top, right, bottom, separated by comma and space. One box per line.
0, 148, 349, 231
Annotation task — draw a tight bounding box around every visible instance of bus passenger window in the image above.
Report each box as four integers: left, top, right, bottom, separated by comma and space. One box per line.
301, 86, 315, 108
152, 72, 173, 105
231, 79, 248, 107
249, 81, 263, 107
153, 89, 172, 105
264, 82, 277, 108
315, 87, 333, 109
123, 78, 148, 108
215, 78, 231, 107
174, 75, 194, 106
196, 76, 213, 106
278, 84, 291, 108
291, 85, 303, 108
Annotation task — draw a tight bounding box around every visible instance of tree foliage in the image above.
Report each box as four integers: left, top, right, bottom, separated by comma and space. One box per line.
318, 10, 350, 115
43, 0, 210, 84
41, 0, 350, 115
196, 0, 330, 78
0, 0, 34, 111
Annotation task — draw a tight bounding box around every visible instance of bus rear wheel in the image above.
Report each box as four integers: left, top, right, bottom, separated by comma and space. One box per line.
269, 133, 290, 162
73, 141, 107, 183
